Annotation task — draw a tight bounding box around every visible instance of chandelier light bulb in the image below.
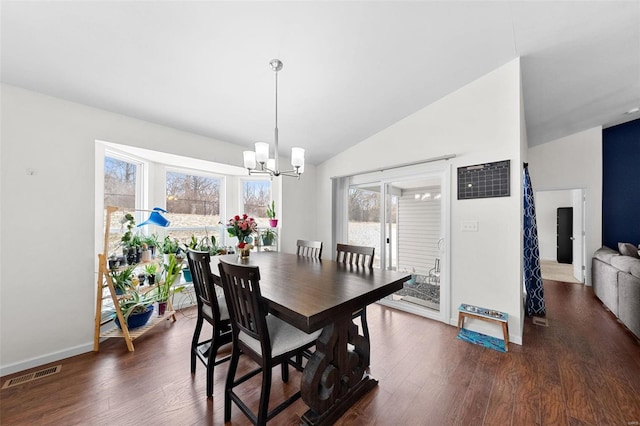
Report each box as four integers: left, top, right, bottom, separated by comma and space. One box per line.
255, 142, 269, 163
291, 147, 305, 167
243, 151, 256, 169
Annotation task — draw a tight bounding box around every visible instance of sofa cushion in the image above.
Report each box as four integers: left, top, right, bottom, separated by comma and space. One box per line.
618, 242, 640, 258
594, 246, 619, 263
610, 255, 640, 274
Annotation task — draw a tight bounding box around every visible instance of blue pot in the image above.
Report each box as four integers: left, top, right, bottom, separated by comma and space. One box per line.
115, 305, 154, 330
182, 268, 192, 282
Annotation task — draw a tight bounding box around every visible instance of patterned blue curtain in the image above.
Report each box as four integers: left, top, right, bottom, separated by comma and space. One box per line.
523, 164, 546, 316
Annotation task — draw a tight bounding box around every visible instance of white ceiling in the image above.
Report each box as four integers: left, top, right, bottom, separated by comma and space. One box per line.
2, 1, 639, 165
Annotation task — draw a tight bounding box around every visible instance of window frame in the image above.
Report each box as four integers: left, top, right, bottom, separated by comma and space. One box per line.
104, 149, 145, 216
163, 166, 227, 247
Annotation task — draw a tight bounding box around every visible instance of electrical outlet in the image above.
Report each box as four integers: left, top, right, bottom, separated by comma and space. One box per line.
461, 220, 479, 232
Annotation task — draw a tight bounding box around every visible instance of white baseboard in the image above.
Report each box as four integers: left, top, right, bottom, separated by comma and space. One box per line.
1, 287, 198, 378
0, 343, 93, 377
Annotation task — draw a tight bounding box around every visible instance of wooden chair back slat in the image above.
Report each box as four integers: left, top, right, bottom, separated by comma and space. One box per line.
296, 239, 323, 259
336, 244, 375, 268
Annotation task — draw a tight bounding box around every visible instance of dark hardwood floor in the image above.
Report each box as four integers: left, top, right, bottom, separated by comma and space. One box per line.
2, 280, 639, 425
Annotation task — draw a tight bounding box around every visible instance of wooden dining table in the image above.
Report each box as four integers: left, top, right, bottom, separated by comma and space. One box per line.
210, 251, 410, 425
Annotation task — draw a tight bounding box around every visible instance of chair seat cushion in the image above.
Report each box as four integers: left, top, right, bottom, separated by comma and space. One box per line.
202, 296, 229, 321
239, 315, 321, 357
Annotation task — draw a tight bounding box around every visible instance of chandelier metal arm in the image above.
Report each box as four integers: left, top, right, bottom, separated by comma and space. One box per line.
248, 163, 301, 179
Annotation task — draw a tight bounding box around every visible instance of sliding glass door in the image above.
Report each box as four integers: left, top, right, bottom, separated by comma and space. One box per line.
387, 179, 442, 314
343, 166, 449, 322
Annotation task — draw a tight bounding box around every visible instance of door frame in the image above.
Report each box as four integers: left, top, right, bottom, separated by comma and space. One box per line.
535, 188, 586, 283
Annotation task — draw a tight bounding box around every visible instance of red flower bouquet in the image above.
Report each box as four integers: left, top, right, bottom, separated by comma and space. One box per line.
226, 214, 258, 244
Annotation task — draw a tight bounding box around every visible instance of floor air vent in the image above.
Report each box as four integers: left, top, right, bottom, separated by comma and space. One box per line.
2, 365, 62, 389
532, 316, 549, 327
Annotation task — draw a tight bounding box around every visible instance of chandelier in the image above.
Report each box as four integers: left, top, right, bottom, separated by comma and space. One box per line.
242, 59, 305, 178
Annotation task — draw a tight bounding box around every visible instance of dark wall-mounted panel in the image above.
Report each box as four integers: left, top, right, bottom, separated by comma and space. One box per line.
458, 160, 510, 200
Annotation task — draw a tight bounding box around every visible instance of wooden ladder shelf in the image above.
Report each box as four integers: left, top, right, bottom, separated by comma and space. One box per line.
93, 206, 176, 352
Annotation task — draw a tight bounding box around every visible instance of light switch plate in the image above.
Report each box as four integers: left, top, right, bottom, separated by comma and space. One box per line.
461, 220, 479, 232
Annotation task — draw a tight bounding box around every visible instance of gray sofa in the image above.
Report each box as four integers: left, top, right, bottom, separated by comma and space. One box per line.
592, 246, 640, 339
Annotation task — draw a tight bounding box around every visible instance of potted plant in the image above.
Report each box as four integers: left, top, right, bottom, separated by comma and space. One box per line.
115, 289, 155, 330
144, 263, 158, 286
131, 233, 144, 263
109, 264, 136, 295
120, 213, 135, 246
155, 253, 185, 316
119, 213, 136, 264
266, 201, 278, 227
142, 233, 158, 258
108, 254, 120, 270
161, 236, 180, 263
199, 235, 220, 256
261, 228, 278, 246
140, 242, 151, 262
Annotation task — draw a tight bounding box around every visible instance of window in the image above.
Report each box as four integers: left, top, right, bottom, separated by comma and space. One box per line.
242, 179, 271, 227
104, 155, 139, 209
165, 170, 223, 247
104, 154, 141, 255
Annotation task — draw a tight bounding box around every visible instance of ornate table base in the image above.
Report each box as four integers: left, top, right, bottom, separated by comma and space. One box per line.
300, 316, 376, 425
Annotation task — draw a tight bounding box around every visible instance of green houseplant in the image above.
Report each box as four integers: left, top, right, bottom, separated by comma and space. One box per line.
144, 263, 158, 285
161, 236, 181, 263
199, 235, 221, 256
116, 289, 155, 329
109, 264, 136, 295
120, 213, 135, 247
261, 228, 278, 246
156, 253, 184, 316
142, 233, 158, 257
161, 236, 180, 254
266, 201, 278, 227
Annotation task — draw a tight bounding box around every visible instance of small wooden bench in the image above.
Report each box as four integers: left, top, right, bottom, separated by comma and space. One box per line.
457, 303, 509, 351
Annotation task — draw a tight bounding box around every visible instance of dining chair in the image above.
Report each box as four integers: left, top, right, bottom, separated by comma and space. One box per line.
336, 243, 375, 340
336, 243, 375, 268
218, 260, 321, 425
296, 239, 323, 259
187, 249, 232, 399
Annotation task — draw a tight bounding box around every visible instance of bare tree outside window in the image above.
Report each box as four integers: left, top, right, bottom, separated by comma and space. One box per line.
349, 188, 382, 223
242, 180, 271, 227
105, 157, 136, 209
104, 156, 139, 255
166, 171, 222, 245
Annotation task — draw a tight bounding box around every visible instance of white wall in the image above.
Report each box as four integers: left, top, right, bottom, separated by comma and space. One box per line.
536, 190, 572, 260
527, 127, 602, 285
316, 59, 525, 342
0, 84, 316, 375
280, 166, 318, 254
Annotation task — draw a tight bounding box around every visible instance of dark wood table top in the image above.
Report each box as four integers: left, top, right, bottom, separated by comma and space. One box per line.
211, 252, 410, 333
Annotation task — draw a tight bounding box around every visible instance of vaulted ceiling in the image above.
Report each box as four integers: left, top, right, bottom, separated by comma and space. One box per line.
2, 1, 638, 165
